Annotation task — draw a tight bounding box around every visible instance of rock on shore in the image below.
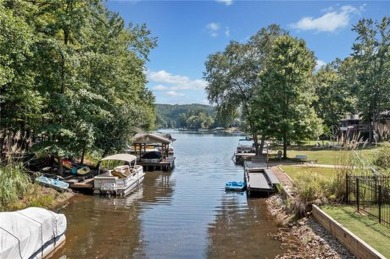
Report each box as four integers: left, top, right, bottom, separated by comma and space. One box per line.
267, 195, 356, 259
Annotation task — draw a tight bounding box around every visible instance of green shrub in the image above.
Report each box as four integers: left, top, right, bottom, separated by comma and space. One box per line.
0, 164, 32, 208
294, 172, 329, 202
373, 142, 390, 169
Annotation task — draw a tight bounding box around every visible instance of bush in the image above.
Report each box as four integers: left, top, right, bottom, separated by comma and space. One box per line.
294, 173, 329, 202
373, 142, 390, 169
0, 164, 32, 209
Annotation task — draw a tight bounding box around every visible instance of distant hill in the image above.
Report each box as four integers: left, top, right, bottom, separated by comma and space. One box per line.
156, 103, 215, 128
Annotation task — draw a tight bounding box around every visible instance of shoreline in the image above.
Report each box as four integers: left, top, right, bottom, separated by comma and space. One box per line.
266, 195, 356, 258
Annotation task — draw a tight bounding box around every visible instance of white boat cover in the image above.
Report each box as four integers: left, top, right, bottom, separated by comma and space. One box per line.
0, 207, 67, 259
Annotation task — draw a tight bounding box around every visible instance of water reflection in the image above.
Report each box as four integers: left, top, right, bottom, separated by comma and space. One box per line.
52, 132, 282, 258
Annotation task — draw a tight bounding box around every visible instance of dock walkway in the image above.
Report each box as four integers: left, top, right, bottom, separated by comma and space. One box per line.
244, 161, 280, 196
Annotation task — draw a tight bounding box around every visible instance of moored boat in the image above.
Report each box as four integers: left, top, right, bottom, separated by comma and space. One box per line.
129, 133, 176, 171
93, 153, 145, 196
0, 207, 67, 259
225, 181, 246, 191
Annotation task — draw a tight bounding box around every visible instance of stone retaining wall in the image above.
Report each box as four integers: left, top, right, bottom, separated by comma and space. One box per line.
312, 205, 386, 259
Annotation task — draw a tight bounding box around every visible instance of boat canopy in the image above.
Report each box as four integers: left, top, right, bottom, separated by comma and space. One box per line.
101, 153, 137, 162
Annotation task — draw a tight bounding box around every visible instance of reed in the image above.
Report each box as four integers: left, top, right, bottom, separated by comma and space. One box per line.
372, 142, 390, 172
0, 164, 32, 210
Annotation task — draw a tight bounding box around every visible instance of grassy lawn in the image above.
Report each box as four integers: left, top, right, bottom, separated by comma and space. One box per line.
279, 165, 337, 181
276, 144, 390, 257
322, 205, 390, 258
278, 165, 390, 257
269, 148, 376, 165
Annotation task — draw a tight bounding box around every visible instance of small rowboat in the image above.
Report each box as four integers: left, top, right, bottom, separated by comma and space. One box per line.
36, 175, 70, 192
225, 181, 246, 192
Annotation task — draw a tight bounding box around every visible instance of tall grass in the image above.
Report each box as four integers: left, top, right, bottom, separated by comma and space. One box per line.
287, 139, 389, 218
372, 142, 390, 173
0, 164, 32, 210
289, 148, 357, 217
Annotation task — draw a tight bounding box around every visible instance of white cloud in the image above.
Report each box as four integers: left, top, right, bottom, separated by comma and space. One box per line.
315, 60, 327, 70
206, 22, 220, 37
225, 26, 230, 37
148, 70, 207, 90
166, 91, 185, 97
291, 5, 363, 32
147, 70, 208, 100
216, 0, 233, 6
153, 85, 168, 91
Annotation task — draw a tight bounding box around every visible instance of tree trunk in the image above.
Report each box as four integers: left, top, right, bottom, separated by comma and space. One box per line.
368, 120, 373, 144
283, 133, 288, 159
258, 135, 266, 155
57, 156, 64, 175
253, 133, 259, 155
80, 141, 86, 164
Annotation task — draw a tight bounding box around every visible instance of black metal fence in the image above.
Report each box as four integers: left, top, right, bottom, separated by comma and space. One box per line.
346, 175, 390, 228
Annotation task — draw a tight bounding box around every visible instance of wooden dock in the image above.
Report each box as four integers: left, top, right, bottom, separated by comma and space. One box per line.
66, 177, 94, 193
244, 161, 280, 196
138, 157, 175, 171
234, 152, 256, 165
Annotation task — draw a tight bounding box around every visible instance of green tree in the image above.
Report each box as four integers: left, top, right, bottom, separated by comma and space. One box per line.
312, 61, 353, 138
350, 17, 390, 142
0, 0, 157, 166
204, 25, 287, 154
0, 1, 40, 155
256, 35, 322, 158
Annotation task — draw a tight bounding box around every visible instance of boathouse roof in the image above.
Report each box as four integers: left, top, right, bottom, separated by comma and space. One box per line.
132, 133, 172, 145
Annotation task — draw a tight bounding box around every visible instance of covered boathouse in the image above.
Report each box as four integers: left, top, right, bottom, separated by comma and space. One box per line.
130, 133, 175, 171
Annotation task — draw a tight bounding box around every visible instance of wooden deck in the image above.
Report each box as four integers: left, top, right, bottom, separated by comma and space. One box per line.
244, 161, 280, 196
234, 152, 256, 165
66, 177, 94, 193
138, 157, 175, 171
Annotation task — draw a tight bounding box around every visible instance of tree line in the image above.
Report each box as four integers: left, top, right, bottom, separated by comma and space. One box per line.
0, 0, 157, 165
156, 103, 240, 130
156, 103, 214, 129
204, 19, 390, 158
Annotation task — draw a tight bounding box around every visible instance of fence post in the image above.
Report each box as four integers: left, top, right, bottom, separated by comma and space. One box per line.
356, 177, 360, 212
378, 184, 382, 224
346, 174, 349, 204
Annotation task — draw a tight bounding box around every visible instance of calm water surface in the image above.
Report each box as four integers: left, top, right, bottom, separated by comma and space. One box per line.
53, 131, 283, 258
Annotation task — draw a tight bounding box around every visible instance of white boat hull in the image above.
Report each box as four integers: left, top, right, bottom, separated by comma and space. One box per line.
94, 165, 145, 196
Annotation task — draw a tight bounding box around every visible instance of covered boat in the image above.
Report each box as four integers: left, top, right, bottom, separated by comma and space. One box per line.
94, 153, 145, 196
225, 181, 246, 191
0, 207, 67, 259
140, 151, 162, 163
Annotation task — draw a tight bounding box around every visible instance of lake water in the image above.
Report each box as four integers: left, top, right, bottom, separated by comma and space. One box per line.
53, 131, 283, 258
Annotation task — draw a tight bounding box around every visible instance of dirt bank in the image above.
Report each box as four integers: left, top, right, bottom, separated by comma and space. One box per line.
267, 195, 356, 259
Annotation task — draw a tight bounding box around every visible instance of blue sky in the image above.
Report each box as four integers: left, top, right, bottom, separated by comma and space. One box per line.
106, 0, 389, 105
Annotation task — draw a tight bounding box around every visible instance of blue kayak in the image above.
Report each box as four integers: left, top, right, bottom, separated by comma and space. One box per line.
225, 181, 246, 191
36, 175, 69, 192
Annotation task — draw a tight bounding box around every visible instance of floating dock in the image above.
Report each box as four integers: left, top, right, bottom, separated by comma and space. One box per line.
244, 161, 280, 196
